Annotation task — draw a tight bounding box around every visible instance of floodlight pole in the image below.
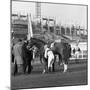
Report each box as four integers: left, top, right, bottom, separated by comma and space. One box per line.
27, 13, 33, 40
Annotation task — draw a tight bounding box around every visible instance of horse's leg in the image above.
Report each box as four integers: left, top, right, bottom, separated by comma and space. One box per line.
46, 58, 48, 72
42, 57, 48, 73
63, 59, 68, 72
40, 54, 48, 73
58, 54, 63, 66
50, 59, 55, 72
63, 63, 67, 72
48, 56, 54, 72
52, 55, 56, 72
40, 55, 43, 64
40, 55, 45, 73
52, 63, 55, 72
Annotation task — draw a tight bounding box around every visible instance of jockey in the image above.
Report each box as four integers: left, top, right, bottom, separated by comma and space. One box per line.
44, 44, 54, 72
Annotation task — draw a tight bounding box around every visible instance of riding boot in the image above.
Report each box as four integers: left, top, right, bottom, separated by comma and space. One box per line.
43, 58, 48, 73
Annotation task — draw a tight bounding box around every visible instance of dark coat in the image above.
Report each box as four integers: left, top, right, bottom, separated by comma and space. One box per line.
22, 42, 33, 61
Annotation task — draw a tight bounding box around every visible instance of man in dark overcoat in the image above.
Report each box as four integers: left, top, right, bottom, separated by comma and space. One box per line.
22, 41, 33, 74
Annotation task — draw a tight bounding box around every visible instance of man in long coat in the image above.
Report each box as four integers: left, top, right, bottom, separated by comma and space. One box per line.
22, 41, 33, 74
13, 39, 23, 75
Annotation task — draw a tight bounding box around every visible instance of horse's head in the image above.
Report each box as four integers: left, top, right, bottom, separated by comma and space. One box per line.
26, 38, 48, 56
26, 38, 35, 49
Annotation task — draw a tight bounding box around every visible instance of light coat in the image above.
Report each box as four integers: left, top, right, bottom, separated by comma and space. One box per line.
13, 42, 23, 65
44, 48, 54, 68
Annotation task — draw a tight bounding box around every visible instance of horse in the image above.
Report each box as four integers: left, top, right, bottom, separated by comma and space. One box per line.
27, 38, 71, 73
27, 38, 48, 73
50, 40, 71, 72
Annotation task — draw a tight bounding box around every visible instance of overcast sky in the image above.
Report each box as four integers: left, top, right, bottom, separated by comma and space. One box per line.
12, 1, 87, 29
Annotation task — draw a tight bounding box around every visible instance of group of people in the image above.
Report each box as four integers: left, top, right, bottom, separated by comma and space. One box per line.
11, 37, 60, 76
11, 39, 33, 76
11, 37, 73, 76
11, 39, 49, 75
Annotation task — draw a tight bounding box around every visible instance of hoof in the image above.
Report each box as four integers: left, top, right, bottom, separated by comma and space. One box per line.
42, 69, 46, 74
63, 70, 67, 73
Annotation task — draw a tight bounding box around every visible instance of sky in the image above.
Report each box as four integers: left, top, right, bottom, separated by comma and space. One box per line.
12, 1, 87, 29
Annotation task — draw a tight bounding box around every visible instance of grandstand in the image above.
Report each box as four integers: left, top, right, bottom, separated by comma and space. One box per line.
11, 14, 87, 42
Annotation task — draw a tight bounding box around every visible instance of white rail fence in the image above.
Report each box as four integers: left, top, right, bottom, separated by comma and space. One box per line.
32, 50, 88, 65
70, 50, 88, 60
70, 42, 87, 60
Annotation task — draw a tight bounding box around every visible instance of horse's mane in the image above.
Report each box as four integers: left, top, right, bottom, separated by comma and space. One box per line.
29, 37, 47, 50
31, 38, 47, 45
